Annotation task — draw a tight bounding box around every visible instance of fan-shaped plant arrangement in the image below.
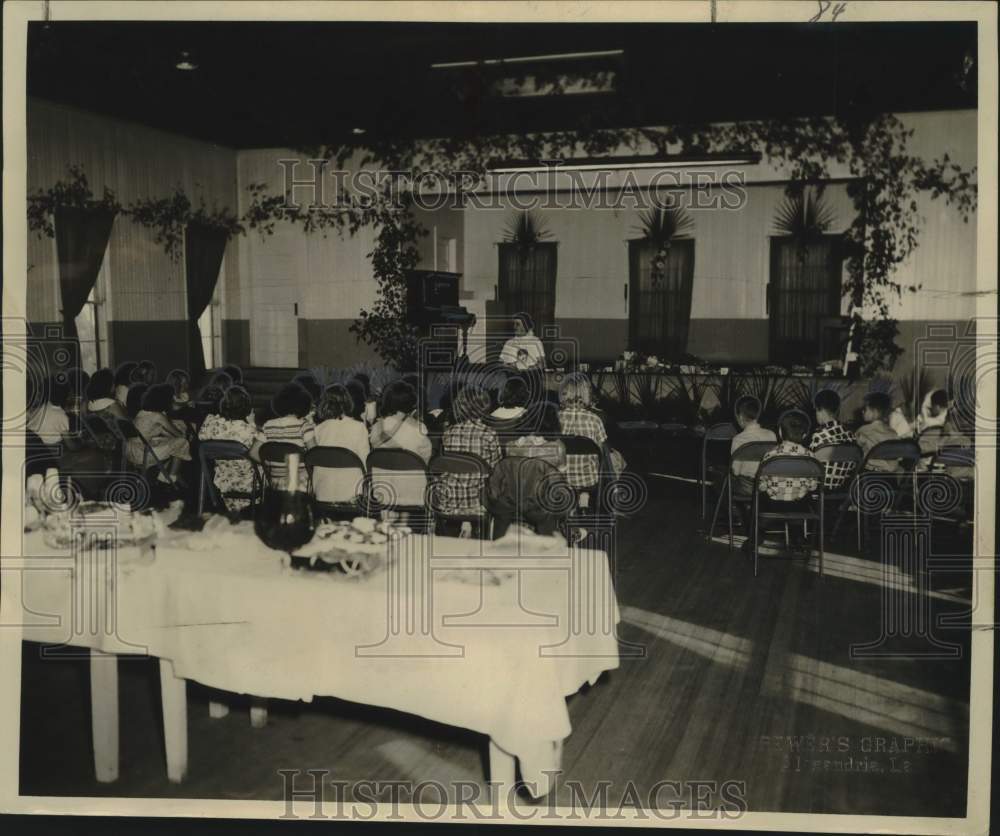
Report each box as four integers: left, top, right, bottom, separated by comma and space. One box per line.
502, 210, 552, 248
773, 188, 836, 262
634, 207, 694, 286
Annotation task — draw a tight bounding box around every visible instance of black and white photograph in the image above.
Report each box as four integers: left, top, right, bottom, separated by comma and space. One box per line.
1, 1, 996, 831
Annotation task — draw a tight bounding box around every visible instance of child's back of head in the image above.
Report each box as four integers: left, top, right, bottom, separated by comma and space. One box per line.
864, 392, 892, 423
778, 411, 810, 445
735, 396, 761, 427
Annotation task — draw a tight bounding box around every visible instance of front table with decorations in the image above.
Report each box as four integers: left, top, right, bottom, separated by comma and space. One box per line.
8, 517, 621, 799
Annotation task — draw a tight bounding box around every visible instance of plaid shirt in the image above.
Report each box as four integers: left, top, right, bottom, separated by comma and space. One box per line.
760, 441, 819, 502
559, 406, 607, 489
810, 420, 857, 491
439, 420, 502, 513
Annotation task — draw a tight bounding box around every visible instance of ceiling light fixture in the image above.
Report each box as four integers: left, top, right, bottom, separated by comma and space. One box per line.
175, 51, 198, 71
352, 127, 366, 135
431, 49, 623, 70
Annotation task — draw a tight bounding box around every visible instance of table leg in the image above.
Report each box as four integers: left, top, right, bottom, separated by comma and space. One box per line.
249, 697, 268, 729
488, 739, 516, 806
158, 659, 188, 783
89, 649, 119, 783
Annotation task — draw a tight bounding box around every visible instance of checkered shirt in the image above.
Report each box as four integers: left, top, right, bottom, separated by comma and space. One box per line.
559, 407, 607, 489
810, 420, 857, 491
760, 442, 819, 502
439, 420, 502, 514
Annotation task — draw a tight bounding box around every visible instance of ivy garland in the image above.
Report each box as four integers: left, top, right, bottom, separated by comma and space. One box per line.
319, 110, 976, 376
29, 108, 978, 377
29, 167, 245, 261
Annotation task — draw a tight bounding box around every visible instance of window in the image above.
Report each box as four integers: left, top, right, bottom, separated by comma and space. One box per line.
768, 237, 844, 365
497, 242, 557, 333
627, 238, 695, 358
73, 244, 111, 374
198, 259, 225, 369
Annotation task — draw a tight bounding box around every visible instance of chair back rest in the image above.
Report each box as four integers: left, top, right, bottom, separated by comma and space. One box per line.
429, 450, 492, 477
561, 434, 602, 457
813, 442, 864, 466
367, 448, 429, 508
730, 440, 778, 469
933, 444, 975, 468
865, 438, 922, 468
259, 441, 304, 466
366, 448, 428, 473
305, 445, 366, 473
755, 454, 825, 483
704, 422, 738, 443
200, 440, 251, 463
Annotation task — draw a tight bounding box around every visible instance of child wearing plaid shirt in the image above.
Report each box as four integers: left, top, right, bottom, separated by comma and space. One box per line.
743, 412, 818, 553
809, 388, 857, 491
439, 385, 502, 513
557, 373, 609, 490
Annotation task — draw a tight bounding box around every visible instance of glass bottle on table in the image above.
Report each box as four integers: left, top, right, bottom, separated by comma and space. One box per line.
254, 452, 315, 552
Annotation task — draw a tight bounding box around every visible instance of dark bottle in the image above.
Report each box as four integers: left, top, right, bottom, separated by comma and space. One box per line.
254, 452, 315, 552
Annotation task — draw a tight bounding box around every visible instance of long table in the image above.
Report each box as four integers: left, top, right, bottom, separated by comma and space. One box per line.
8, 519, 620, 798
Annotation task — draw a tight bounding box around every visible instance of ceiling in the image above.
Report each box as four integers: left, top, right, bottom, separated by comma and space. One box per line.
26, 21, 978, 151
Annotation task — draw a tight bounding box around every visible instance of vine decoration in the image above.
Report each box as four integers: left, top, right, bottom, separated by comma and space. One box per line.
26, 165, 121, 237
28, 104, 978, 377
29, 167, 244, 261
321, 109, 975, 376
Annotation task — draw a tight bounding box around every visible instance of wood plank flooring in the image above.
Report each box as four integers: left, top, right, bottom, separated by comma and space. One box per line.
18, 489, 973, 817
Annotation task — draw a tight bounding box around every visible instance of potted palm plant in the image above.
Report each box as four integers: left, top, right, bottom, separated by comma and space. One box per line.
634, 206, 694, 286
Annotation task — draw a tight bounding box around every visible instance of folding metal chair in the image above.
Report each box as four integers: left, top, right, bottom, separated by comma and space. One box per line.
258, 441, 307, 493
305, 445, 367, 520
854, 438, 923, 548
813, 442, 865, 551
706, 440, 777, 546
428, 450, 494, 538
701, 423, 738, 519
115, 418, 176, 487
365, 448, 431, 529
198, 440, 263, 516
928, 444, 976, 524
751, 455, 826, 577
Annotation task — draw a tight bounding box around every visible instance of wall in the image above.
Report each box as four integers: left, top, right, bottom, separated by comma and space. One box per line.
460, 109, 978, 374
25, 98, 240, 377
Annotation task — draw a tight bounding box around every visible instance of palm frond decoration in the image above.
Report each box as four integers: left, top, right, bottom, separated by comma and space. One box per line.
634, 206, 695, 249
502, 210, 551, 247
773, 188, 836, 244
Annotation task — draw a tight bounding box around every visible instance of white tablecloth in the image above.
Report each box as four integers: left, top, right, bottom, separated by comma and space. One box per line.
10, 522, 620, 789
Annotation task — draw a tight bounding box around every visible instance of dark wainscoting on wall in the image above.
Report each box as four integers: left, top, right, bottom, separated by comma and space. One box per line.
297, 319, 381, 369
687, 319, 771, 363
222, 319, 251, 369
109, 320, 189, 379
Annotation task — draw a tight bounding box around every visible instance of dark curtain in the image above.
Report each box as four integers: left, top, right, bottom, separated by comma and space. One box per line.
498, 243, 558, 335
628, 238, 695, 357
770, 237, 842, 363
54, 207, 116, 338
185, 223, 228, 377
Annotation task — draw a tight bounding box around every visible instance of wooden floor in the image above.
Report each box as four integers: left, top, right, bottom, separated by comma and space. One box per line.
18, 478, 973, 816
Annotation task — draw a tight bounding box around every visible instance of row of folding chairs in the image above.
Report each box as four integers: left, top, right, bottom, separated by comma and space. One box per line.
704, 431, 974, 573
199, 435, 610, 539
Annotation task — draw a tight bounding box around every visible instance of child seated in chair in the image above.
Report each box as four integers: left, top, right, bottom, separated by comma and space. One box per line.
199, 386, 264, 514
855, 392, 899, 472
730, 396, 777, 497
810, 388, 856, 491
312, 384, 370, 505
742, 411, 818, 553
